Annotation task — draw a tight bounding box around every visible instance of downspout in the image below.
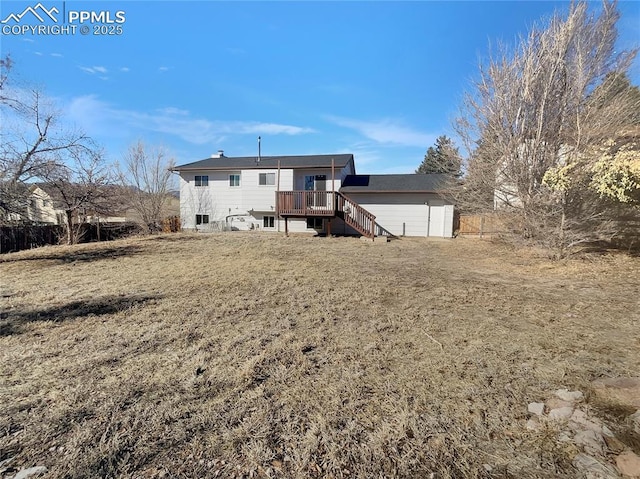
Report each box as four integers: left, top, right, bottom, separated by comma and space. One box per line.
277, 159, 281, 232
426, 201, 431, 237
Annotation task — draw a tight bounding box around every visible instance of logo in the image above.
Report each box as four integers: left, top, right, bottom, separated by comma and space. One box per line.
1, 3, 59, 23
1, 2, 126, 37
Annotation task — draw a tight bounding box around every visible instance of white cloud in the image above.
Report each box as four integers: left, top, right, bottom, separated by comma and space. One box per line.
158, 66, 170, 72
120, 67, 130, 72
34, 51, 43, 56
65, 95, 315, 145
22, 38, 35, 43
79, 66, 108, 75
51, 53, 63, 58
326, 115, 435, 147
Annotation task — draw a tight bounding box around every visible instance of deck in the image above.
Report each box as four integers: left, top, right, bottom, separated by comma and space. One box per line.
276, 191, 376, 239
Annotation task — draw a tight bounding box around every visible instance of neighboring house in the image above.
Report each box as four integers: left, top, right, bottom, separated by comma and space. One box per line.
24, 184, 131, 225
26, 185, 64, 225
172, 152, 455, 238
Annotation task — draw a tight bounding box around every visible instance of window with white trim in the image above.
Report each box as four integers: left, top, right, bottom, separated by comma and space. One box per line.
258, 173, 275, 186
263, 216, 275, 228
195, 175, 209, 187
229, 174, 240, 187
196, 214, 209, 225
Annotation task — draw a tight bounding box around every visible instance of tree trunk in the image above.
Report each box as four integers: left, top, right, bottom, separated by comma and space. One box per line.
65, 210, 74, 245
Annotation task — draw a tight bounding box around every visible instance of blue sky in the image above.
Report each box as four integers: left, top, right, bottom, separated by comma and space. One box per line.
1, 1, 639, 174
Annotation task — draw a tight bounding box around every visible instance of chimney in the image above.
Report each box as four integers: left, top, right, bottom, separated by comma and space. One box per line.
210, 150, 225, 158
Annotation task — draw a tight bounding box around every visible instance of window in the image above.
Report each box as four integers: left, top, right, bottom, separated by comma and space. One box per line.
307, 218, 323, 230
229, 174, 240, 187
195, 175, 209, 187
258, 173, 276, 186
263, 216, 275, 228
196, 214, 209, 225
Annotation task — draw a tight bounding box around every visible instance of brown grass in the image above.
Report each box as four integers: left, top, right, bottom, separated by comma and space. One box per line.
1, 233, 639, 478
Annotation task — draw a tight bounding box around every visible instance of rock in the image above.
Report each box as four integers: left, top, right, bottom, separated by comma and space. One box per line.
573, 454, 620, 479
528, 402, 545, 416
616, 451, 640, 478
526, 418, 539, 431
549, 406, 574, 420
558, 432, 572, 442
603, 435, 626, 454
574, 429, 605, 456
630, 410, 640, 435
591, 377, 640, 409
555, 389, 584, 403
570, 409, 604, 434
546, 397, 575, 410
14, 467, 48, 479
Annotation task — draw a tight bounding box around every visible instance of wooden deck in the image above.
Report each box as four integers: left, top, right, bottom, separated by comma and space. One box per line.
277, 191, 336, 217
276, 191, 376, 239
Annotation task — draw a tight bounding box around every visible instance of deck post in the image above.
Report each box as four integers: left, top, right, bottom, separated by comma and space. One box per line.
284, 217, 289, 236
326, 218, 331, 238
276, 160, 281, 232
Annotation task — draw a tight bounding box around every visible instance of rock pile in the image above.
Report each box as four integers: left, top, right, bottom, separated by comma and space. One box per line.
527, 380, 640, 479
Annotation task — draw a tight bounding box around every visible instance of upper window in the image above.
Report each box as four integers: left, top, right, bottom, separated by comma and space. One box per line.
195, 175, 209, 187
229, 174, 240, 187
258, 173, 276, 186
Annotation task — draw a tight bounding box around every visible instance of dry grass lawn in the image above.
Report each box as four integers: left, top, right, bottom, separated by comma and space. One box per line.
1, 232, 639, 478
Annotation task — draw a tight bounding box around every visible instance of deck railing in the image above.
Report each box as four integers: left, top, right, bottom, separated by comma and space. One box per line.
276, 191, 376, 239
335, 192, 376, 239
277, 191, 336, 216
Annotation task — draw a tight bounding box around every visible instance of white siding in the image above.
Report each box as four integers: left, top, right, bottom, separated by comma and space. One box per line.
344, 193, 454, 238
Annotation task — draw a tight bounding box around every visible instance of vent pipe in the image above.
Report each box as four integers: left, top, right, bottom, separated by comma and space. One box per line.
257, 136, 261, 164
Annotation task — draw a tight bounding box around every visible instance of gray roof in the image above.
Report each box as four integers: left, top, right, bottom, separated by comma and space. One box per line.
173, 154, 354, 171
340, 174, 452, 193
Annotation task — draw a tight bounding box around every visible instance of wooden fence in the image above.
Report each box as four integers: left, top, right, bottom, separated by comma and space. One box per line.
0, 222, 142, 254
457, 214, 507, 236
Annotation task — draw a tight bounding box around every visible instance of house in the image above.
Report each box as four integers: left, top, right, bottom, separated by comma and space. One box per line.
26, 185, 65, 225
172, 152, 455, 238
23, 184, 135, 225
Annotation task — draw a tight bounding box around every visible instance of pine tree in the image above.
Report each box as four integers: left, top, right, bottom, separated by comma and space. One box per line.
416, 135, 462, 176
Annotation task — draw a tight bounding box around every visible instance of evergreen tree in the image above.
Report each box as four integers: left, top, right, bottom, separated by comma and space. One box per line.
416, 135, 462, 176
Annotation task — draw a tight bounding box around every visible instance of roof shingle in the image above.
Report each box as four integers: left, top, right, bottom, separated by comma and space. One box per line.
173, 154, 354, 171
340, 174, 452, 193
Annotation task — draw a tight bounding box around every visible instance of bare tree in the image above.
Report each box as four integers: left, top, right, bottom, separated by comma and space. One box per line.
118, 141, 176, 233
1, 59, 96, 223
455, 1, 640, 256
41, 149, 113, 245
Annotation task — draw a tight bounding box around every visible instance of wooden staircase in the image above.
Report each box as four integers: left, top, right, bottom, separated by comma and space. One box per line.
335, 192, 376, 239
276, 191, 376, 239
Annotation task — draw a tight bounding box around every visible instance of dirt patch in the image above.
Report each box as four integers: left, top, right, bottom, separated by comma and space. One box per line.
1, 233, 638, 478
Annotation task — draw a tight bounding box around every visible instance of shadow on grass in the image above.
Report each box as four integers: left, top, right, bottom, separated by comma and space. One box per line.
0, 293, 161, 336
0, 244, 143, 264
142, 233, 205, 243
